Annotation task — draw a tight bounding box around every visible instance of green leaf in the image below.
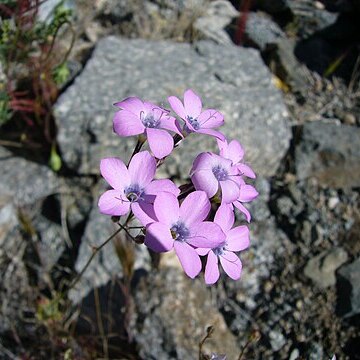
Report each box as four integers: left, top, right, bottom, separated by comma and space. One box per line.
49, 144, 62, 171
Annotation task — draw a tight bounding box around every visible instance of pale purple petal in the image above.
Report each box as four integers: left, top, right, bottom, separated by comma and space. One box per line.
131, 201, 157, 226
146, 128, 174, 159
100, 158, 131, 190
225, 225, 250, 252
159, 116, 183, 136
153, 192, 179, 227
143, 101, 165, 116
128, 151, 156, 187
197, 109, 224, 128
184, 89, 202, 118
191, 152, 215, 173
219, 251, 242, 280
237, 164, 256, 178
214, 204, 234, 233
220, 179, 240, 204
188, 221, 226, 248
113, 110, 145, 137
205, 251, 220, 285
227, 140, 245, 164
196, 247, 211, 256
174, 241, 202, 278
238, 185, 259, 202
145, 179, 180, 196
168, 95, 186, 119
98, 190, 130, 216
145, 222, 174, 252
114, 97, 144, 115
180, 191, 210, 225
196, 128, 225, 141
192, 170, 218, 198
233, 201, 251, 222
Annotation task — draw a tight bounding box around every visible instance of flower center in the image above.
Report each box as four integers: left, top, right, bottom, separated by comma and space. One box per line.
186, 116, 200, 130
212, 165, 228, 181
170, 222, 190, 242
213, 246, 225, 256
125, 184, 143, 202
142, 112, 160, 128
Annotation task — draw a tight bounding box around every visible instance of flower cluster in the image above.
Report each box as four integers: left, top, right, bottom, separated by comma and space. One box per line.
98, 89, 258, 284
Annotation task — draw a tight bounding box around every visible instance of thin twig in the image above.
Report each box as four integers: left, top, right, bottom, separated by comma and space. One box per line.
94, 286, 109, 359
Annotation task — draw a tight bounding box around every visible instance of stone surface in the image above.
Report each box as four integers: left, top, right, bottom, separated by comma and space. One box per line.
304, 247, 348, 288
194, 0, 239, 45
294, 122, 360, 188
130, 267, 240, 360
0, 147, 59, 206
336, 256, 360, 318
55, 36, 291, 178
244, 12, 286, 51
69, 188, 150, 304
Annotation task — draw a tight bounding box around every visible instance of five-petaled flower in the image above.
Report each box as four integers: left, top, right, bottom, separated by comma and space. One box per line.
145, 191, 226, 278
191, 152, 242, 205
98, 151, 179, 225
197, 205, 249, 284
113, 97, 182, 159
168, 89, 225, 140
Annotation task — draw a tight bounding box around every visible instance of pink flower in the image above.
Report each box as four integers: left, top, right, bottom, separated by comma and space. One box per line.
197, 205, 249, 284
113, 97, 182, 159
168, 89, 225, 140
191, 152, 241, 205
217, 138, 256, 178
144, 191, 226, 278
98, 151, 179, 225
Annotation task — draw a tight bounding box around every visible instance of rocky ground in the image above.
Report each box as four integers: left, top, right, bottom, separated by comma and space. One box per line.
1, 0, 360, 359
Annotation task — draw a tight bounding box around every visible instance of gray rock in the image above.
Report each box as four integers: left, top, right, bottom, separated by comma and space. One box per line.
295, 122, 360, 188
269, 329, 286, 351
131, 267, 240, 360
69, 190, 150, 304
336, 256, 360, 318
247, 176, 271, 221
194, 0, 239, 45
245, 12, 286, 51
304, 247, 348, 288
55, 36, 291, 178
0, 147, 59, 206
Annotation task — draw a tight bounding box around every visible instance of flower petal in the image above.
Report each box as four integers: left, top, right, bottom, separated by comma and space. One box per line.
188, 221, 226, 248
196, 128, 225, 141
225, 225, 250, 252
184, 89, 202, 118
131, 201, 157, 226
153, 192, 179, 227
113, 109, 145, 137
159, 116, 183, 136
128, 151, 156, 187
233, 201, 251, 223
98, 190, 130, 216
224, 140, 244, 164
220, 179, 240, 204
180, 191, 210, 225
196, 247, 211, 256
145, 179, 180, 196
114, 97, 144, 115
205, 251, 220, 285
174, 241, 202, 278
191, 152, 215, 173
238, 185, 259, 202
100, 158, 131, 190
146, 128, 174, 159
237, 164, 256, 178
197, 109, 224, 129
214, 204, 234, 233
145, 222, 174, 252
191, 170, 218, 199
219, 251, 242, 280
168, 95, 186, 119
